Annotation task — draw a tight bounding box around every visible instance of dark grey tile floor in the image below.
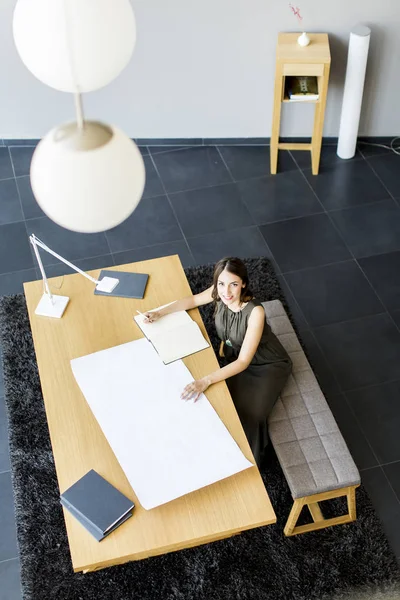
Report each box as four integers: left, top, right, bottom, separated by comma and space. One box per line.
1, 140, 400, 597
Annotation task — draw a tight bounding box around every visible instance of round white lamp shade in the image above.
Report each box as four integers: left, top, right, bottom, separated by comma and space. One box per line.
30, 124, 146, 233
13, 0, 136, 93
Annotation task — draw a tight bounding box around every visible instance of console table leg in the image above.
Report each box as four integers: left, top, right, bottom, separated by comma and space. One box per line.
270, 68, 283, 174
311, 64, 330, 174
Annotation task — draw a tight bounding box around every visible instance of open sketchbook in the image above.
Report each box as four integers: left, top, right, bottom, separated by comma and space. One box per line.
70, 338, 253, 510
134, 304, 209, 364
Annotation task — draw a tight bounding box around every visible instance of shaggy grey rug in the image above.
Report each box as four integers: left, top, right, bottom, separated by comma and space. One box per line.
0, 257, 399, 600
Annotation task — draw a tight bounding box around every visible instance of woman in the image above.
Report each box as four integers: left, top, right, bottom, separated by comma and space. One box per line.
144, 257, 292, 466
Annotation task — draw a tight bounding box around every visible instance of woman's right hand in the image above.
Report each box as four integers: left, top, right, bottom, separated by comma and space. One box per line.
143, 310, 162, 324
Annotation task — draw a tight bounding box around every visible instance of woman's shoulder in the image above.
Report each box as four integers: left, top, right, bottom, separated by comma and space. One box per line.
245, 298, 262, 310
242, 299, 264, 321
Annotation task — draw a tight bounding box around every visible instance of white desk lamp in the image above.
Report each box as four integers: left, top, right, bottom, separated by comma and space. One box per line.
30, 234, 119, 318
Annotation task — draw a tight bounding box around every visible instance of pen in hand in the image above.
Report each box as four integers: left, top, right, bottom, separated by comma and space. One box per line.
137, 309, 153, 324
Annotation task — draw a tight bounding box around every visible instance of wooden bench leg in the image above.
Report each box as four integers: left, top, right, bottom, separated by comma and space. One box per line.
347, 486, 357, 521
284, 498, 305, 536
308, 502, 324, 522
284, 486, 359, 536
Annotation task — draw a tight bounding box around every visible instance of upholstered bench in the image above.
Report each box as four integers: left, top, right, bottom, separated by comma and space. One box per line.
263, 300, 361, 537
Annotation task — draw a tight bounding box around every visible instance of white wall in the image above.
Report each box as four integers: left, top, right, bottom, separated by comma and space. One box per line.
0, 0, 399, 139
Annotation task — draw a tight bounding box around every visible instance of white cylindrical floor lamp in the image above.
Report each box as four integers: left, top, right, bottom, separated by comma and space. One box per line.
337, 25, 371, 159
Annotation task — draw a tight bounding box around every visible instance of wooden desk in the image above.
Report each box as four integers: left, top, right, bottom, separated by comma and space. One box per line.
24, 255, 276, 573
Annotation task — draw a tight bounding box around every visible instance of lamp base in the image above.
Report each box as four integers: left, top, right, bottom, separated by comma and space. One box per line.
35, 294, 70, 318
96, 277, 119, 293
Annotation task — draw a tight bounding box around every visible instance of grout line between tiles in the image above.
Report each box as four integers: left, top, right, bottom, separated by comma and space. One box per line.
0, 266, 37, 280
256, 208, 326, 228
275, 270, 310, 328
359, 465, 383, 473
343, 376, 400, 396
3, 144, 36, 148
326, 196, 400, 215
146, 164, 300, 201
311, 310, 389, 331
6, 149, 37, 280
340, 388, 399, 490
186, 223, 269, 244
111, 238, 187, 261
215, 146, 235, 183
378, 465, 400, 506
102, 233, 116, 267
7, 148, 25, 223
23, 194, 168, 224
0, 468, 11, 476
362, 156, 397, 202
7, 161, 38, 284
149, 178, 234, 199
233, 167, 301, 185
356, 145, 369, 160
295, 325, 343, 395
0, 217, 26, 227
204, 142, 272, 147
148, 146, 196, 156
0, 556, 19, 566
357, 463, 400, 510
360, 458, 400, 472
147, 154, 196, 265
355, 264, 400, 336
281, 257, 356, 276
253, 225, 282, 274
335, 390, 382, 469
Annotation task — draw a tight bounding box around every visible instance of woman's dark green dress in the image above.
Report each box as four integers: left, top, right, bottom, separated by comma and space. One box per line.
215, 298, 292, 466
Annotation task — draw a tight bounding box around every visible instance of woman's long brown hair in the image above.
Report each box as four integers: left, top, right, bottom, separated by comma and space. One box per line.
211, 257, 253, 312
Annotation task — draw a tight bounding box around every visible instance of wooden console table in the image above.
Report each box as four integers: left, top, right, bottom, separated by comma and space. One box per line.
270, 33, 331, 175
24, 255, 276, 573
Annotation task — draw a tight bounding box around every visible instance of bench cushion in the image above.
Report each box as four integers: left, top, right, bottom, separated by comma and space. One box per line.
264, 300, 361, 500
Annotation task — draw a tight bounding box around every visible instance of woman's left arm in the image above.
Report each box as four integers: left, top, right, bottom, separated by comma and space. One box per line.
181, 305, 265, 401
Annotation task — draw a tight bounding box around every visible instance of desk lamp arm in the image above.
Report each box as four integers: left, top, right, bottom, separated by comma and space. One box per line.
28, 234, 119, 319
30, 234, 99, 286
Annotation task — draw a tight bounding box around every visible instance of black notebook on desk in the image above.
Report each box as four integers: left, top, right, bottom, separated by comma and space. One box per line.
60, 498, 133, 542
60, 470, 134, 541
94, 270, 149, 299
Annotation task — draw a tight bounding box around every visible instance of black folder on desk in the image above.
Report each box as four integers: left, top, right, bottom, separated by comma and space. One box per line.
94, 270, 149, 299
60, 469, 134, 541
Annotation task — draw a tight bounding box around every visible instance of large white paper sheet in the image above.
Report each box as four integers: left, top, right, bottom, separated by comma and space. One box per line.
70, 339, 253, 509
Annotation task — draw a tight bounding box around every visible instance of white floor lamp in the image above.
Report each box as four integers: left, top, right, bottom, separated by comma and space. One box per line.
337, 25, 371, 159
30, 234, 119, 318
